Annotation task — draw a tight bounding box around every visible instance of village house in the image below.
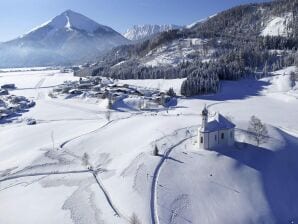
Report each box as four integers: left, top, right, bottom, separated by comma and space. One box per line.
198, 106, 235, 150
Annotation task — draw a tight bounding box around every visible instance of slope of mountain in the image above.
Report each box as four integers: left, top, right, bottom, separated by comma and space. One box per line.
186, 14, 218, 29
77, 0, 297, 97
0, 10, 129, 68
260, 12, 293, 37
123, 24, 181, 41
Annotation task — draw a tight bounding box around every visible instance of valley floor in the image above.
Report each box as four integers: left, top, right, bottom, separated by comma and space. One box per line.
0, 67, 298, 224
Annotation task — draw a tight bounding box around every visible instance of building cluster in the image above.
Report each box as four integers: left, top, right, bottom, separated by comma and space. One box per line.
0, 84, 35, 120
52, 77, 174, 109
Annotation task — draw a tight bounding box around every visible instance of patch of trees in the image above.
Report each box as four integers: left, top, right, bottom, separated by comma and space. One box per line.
181, 73, 219, 97
259, 36, 298, 50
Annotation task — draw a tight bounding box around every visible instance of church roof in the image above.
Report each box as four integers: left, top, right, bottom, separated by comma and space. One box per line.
201, 112, 235, 132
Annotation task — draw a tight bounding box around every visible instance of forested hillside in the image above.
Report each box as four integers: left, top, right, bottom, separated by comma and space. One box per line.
77, 0, 298, 96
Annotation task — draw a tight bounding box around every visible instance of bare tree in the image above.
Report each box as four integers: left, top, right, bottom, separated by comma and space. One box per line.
248, 115, 268, 146
82, 152, 90, 167
108, 93, 113, 109
130, 213, 142, 224
290, 71, 297, 88
153, 145, 159, 156
105, 110, 111, 121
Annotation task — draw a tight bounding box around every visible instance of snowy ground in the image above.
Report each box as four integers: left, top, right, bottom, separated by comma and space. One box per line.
0, 67, 298, 224
261, 12, 293, 37
142, 38, 213, 67
118, 78, 186, 95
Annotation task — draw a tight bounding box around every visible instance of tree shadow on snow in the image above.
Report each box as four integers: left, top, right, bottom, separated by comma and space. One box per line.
189, 78, 270, 101
213, 128, 298, 223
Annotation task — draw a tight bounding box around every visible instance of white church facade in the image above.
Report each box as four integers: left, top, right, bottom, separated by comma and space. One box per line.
198, 106, 235, 150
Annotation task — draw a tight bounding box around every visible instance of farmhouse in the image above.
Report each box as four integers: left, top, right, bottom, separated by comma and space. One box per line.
198, 106, 235, 150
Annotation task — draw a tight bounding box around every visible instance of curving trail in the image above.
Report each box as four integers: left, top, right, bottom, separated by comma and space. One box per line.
150, 129, 195, 224
59, 112, 139, 149
60, 120, 113, 148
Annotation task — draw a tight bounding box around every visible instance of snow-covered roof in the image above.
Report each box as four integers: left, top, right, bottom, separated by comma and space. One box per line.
201, 112, 235, 133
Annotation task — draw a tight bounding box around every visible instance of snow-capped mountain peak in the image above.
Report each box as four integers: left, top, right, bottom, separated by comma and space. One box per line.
1, 10, 129, 67
25, 10, 112, 35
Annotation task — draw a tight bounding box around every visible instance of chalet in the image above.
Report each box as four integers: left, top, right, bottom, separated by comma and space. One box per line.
198, 106, 235, 150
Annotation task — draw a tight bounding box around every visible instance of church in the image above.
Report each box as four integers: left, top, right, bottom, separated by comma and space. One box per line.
198, 106, 235, 150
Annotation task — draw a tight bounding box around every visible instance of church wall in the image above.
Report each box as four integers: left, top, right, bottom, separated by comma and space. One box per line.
218, 129, 229, 146
199, 128, 235, 150
227, 128, 235, 146
208, 131, 219, 149
198, 130, 209, 149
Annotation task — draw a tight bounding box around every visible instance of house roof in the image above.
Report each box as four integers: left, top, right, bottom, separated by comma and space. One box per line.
201, 112, 235, 133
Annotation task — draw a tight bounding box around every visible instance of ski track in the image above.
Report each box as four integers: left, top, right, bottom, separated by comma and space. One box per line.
60, 113, 135, 149
92, 172, 124, 218
45, 99, 102, 114
0, 169, 91, 183
150, 128, 196, 224
35, 77, 46, 89
0, 168, 126, 221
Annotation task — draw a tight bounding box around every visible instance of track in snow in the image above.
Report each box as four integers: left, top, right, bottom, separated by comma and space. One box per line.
0, 169, 91, 183
150, 130, 196, 224
35, 77, 46, 89
0, 168, 126, 220
60, 113, 136, 149
92, 172, 124, 218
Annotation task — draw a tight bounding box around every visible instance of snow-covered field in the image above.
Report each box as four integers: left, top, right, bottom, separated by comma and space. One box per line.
0, 67, 298, 224
143, 38, 213, 67
118, 78, 186, 95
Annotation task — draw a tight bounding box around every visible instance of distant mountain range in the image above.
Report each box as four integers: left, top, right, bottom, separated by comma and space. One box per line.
123, 24, 182, 41
0, 10, 129, 68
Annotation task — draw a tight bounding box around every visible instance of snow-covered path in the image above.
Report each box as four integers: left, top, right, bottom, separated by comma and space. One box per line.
0, 169, 92, 183
150, 127, 197, 224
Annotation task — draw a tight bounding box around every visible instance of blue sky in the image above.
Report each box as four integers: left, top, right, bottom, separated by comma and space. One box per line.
0, 0, 270, 42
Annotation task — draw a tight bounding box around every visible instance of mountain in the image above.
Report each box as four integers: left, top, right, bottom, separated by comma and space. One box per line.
0, 10, 129, 68
77, 0, 297, 96
123, 24, 181, 41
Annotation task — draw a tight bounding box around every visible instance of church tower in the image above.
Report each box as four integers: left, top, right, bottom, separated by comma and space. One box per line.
201, 105, 208, 131
198, 105, 209, 149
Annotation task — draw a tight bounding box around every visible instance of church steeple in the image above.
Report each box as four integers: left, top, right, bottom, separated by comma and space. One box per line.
201, 105, 208, 131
